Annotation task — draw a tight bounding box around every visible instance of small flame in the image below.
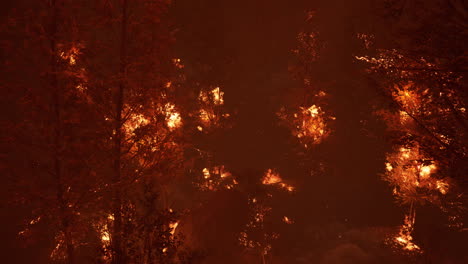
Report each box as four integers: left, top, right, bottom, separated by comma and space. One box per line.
198, 166, 237, 191
436, 180, 449, 195
262, 169, 282, 185
202, 168, 210, 179
283, 216, 293, 224
59, 45, 80, 65
169, 221, 179, 236
262, 169, 294, 192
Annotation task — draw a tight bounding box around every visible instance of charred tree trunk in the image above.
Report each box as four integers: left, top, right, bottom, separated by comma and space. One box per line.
112, 0, 128, 264
50, 1, 74, 263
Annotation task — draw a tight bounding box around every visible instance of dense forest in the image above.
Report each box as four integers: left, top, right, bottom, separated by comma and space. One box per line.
1, 0, 467, 263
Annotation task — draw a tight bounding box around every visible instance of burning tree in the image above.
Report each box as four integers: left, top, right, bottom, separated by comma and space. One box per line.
279, 21, 335, 149
355, 0, 468, 255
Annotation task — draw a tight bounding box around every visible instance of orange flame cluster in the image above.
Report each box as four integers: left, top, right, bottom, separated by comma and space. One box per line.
59, 43, 89, 94
385, 145, 448, 205
59, 44, 81, 66
383, 84, 450, 206
278, 93, 334, 148
123, 113, 150, 136
262, 169, 294, 192
122, 101, 182, 138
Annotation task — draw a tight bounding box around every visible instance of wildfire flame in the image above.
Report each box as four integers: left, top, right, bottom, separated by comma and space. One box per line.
278, 103, 333, 148
164, 103, 182, 129
262, 169, 294, 192
123, 113, 150, 136
169, 221, 179, 236
198, 86, 229, 131
59, 45, 81, 66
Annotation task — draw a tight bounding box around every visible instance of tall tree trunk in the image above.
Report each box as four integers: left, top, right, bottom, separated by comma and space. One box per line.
50, 1, 74, 263
112, 0, 128, 263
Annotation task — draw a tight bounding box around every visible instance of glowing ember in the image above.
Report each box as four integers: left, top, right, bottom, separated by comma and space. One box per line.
283, 216, 294, 224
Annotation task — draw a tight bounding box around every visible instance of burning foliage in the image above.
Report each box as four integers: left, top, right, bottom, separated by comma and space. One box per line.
262, 169, 294, 192
278, 103, 333, 148
356, 27, 467, 254
197, 86, 230, 132
196, 166, 238, 191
